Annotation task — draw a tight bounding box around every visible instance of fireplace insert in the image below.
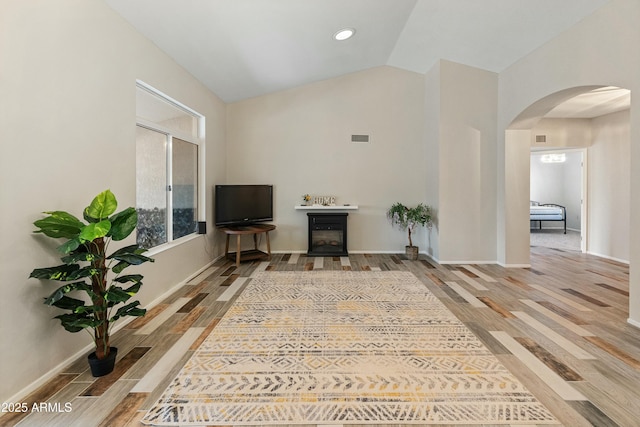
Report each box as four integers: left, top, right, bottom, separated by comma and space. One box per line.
307, 212, 348, 257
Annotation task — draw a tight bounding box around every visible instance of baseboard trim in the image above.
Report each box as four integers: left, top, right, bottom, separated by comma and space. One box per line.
4, 341, 97, 406
627, 318, 640, 329
351, 250, 411, 254
273, 250, 431, 255
586, 251, 629, 265
5, 256, 222, 405
180, 256, 224, 284
497, 262, 532, 268
437, 260, 497, 265
273, 250, 500, 265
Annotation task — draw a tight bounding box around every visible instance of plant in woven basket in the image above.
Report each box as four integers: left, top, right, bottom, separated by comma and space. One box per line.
387, 202, 433, 259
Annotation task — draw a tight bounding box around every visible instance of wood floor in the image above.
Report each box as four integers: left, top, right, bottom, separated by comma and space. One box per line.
2, 246, 638, 427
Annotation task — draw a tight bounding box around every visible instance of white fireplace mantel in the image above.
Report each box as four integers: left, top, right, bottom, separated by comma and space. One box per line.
294, 205, 358, 210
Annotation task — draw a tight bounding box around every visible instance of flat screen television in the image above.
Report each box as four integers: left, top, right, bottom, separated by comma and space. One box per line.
214, 184, 273, 227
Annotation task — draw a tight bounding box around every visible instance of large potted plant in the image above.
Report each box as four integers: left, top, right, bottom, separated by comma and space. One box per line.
387, 202, 433, 260
29, 190, 153, 376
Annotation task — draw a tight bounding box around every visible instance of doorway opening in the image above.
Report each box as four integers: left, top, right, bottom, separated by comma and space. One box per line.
529, 148, 586, 252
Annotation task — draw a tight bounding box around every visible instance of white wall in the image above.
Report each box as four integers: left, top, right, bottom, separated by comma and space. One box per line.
503, 130, 533, 266
226, 62, 498, 263
0, 0, 226, 403
423, 63, 441, 259
497, 0, 639, 320
226, 66, 429, 253
438, 61, 498, 263
564, 152, 583, 231
530, 118, 592, 149
588, 110, 630, 261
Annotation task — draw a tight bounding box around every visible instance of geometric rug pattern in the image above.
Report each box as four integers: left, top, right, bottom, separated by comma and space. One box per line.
142, 271, 558, 425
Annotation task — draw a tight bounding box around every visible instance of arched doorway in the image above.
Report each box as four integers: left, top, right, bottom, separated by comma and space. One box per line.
504, 85, 631, 263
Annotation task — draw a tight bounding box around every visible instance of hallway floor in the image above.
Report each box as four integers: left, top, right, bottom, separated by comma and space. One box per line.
530, 229, 581, 252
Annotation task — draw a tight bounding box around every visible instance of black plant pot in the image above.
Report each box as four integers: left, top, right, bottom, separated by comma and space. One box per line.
87, 347, 118, 377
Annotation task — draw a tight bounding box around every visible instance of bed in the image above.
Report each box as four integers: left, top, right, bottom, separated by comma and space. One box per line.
530, 201, 566, 234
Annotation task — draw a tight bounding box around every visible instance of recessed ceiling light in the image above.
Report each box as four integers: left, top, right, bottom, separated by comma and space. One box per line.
334, 28, 355, 41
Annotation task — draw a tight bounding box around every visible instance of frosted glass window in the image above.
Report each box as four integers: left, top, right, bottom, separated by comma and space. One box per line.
135, 81, 204, 250
136, 126, 168, 248
136, 86, 198, 137
172, 138, 198, 239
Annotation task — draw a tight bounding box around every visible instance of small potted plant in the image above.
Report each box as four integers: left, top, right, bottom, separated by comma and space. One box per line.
29, 190, 153, 376
387, 202, 433, 260
302, 194, 311, 206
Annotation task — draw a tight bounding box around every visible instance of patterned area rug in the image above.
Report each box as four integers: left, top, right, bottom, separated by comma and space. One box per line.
142, 271, 557, 425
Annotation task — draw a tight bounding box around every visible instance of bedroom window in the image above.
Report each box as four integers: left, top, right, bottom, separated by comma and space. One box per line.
135, 81, 205, 250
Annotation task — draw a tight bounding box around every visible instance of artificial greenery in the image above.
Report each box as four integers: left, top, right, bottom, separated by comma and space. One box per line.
387, 202, 433, 247
29, 190, 153, 360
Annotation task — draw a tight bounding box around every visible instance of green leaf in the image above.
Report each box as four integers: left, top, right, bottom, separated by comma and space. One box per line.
111, 252, 153, 265
123, 281, 143, 295
83, 210, 100, 224
33, 211, 84, 239
57, 238, 81, 254
61, 251, 100, 264
78, 220, 111, 243
49, 296, 86, 312
113, 275, 144, 295
110, 301, 146, 323
68, 267, 98, 280
30, 264, 80, 281
53, 313, 103, 333
84, 190, 117, 221
111, 261, 130, 274
108, 244, 142, 257
109, 245, 153, 273
108, 207, 138, 241
43, 281, 94, 305
31, 265, 96, 282
104, 286, 132, 304
114, 274, 143, 284
108, 245, 153, 265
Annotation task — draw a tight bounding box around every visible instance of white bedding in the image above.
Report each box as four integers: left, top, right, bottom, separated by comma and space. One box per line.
530, 203, 566, 232
530, 205, 564, 216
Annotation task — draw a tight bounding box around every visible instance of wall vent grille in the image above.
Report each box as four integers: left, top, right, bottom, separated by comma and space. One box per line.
351, 134, 370, 143
535, 135, 546, 143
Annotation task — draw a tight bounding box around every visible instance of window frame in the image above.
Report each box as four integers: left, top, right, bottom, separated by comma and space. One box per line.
135, 80, 206, 254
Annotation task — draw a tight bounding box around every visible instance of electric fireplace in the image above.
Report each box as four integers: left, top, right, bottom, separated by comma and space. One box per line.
307, 212, 348, 257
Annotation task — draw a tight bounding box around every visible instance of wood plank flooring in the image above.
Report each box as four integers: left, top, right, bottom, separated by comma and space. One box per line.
2, 247, 638, 427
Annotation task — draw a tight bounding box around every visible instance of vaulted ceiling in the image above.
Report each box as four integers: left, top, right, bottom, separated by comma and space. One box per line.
106, 0, 611, 104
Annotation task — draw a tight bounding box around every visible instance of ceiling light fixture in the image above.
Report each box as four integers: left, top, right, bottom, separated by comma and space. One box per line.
334, 28, 355, 41
540, 153, 566, 163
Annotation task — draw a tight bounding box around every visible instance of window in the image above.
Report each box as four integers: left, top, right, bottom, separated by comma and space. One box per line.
135, 81, 204, 250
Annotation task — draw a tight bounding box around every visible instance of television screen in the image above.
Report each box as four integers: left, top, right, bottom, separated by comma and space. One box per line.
215, 185, 273, 227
